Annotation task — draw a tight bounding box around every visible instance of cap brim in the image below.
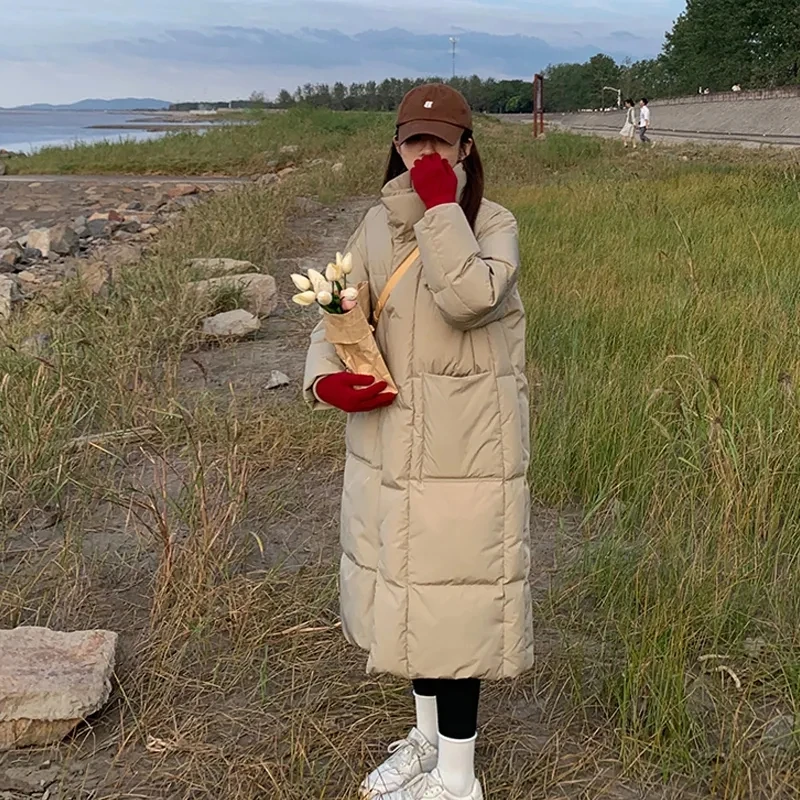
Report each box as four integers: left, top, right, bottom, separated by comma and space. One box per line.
397, 120, 463, 147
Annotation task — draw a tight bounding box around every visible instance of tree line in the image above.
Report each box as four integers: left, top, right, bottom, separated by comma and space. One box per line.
170, 1, 799, 114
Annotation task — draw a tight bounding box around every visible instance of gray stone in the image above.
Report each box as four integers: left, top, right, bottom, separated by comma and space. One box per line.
0, 764, 61, 793
120, 220, 142, 234
73, 216, 88, 229
202, 309, 261, 338
49, 224, 80, 256
265, 370, 291, 390
77, 262, 110, 296
0, 276, 20, 320
0, 626, 117, 751
87, 219, 109, 238
256, 173, 279, 187
0, 227, 12, 249
19, 332, 52, 357
127, 200, 144, 211
102, 243, 141, 268
0, 249, 19, 271
26, 228, 51, 258
187, 257, 258, 278
22, 247, 42, 262
189, 273, 278, 317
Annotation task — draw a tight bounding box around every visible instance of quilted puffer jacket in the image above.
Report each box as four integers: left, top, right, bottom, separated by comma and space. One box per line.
303, 165, 533, 680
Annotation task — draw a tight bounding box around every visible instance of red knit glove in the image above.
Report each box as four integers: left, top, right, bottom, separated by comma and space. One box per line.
315, 372, 396, 413
410, 153, 458, 210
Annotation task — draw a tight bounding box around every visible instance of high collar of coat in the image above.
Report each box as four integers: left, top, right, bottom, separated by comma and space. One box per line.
380, 163, 468, 239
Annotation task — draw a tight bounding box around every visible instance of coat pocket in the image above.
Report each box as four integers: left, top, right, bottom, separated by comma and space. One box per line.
421, 372, 503, 479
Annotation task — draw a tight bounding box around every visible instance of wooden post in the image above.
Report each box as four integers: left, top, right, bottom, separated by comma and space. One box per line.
533, 74, 545, 137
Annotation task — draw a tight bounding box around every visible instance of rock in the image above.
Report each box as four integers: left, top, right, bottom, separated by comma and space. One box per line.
265, 370, 291, 390
108, 210, 124, 223
332, 162, 345, 174
278, 167, 297, 178
88, 212, 109, 222
87, 219, 109, 238
189, 273, 278, 317
256, 173, 279, 187
77, 262, 110, 296
142, 226, 160, 237
102, 243, 141, 267
0, 626, 117, 751
120, 220, 141, 234
0, 249, 19, 271
127, 200, 144, 211
49, 223, 80, 256
19, 332, 52, 357
202, 309, 260, 338
280, 145, 299, 154
169, 194, 202, 210
187, 257, 258, 278
26, 228, 51, 258
166, 183, 199, 199
0, 227, 12, 249
73, 215, 88, 229
22, 247, 42, 263
0, 276, 20, 320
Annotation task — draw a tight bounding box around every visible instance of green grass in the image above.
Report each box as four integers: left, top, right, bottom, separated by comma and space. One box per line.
4, 112, 800, 796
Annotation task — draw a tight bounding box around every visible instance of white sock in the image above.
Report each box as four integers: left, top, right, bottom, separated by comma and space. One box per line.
413, 692, 438, 745
437, 733, 476, 797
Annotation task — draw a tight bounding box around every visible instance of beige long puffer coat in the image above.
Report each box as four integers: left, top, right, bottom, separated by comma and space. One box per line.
303, 165, 533, 680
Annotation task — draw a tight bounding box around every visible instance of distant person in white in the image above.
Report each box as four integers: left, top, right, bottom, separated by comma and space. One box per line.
638, 98, 653, 147
620, 98, 637, 148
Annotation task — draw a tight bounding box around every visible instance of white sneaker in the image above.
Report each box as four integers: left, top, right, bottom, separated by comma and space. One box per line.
379, 769, 483, 800
360, 728, 438, 798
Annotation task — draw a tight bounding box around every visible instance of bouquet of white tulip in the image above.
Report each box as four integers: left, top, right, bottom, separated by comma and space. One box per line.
291, 252, 359, 314
290, 250, 397, 393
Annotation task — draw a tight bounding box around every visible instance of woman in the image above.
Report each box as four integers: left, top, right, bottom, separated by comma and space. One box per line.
303, 83, 532, 800
620, 98, 637, 148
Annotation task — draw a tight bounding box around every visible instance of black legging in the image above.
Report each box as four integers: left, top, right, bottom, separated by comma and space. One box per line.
412, 678, 480, 740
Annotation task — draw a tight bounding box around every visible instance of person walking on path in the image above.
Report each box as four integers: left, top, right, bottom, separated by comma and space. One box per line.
620, 98, 637, 148
303, 83, 532, 800
639, 98, 654, 147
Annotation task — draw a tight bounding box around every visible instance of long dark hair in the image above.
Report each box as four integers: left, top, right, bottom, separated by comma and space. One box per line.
383, 130, 485, 230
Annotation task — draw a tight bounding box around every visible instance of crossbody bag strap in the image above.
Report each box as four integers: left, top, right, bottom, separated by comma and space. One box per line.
372, 246, 420, 325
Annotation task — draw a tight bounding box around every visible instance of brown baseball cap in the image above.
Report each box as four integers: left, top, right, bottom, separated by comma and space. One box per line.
396, 83, 473, 146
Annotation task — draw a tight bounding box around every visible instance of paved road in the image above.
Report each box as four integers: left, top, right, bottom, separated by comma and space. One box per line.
0, 174, 249, 185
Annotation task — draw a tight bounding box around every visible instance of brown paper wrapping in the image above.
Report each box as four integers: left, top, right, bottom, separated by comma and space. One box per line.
322, 282, 397, 393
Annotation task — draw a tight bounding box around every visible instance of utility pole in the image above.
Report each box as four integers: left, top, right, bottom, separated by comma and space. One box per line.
450, 37, 458, 79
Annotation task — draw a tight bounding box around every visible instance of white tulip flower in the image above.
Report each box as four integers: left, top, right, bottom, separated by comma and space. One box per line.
317, 290, 333, 306
338, 252, 353, 275
341, 287, 358, 302
292, 290, 317, 306
307, 269, 326, 292
291, 273, 312, 291
326, 261, 343, 283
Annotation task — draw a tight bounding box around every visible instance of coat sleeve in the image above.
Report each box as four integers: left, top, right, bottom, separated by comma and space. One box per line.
413, 202, 519, 331
302, 215, 370, 409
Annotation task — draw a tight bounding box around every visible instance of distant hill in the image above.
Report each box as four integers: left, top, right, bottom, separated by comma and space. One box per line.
5, 98, 171, 111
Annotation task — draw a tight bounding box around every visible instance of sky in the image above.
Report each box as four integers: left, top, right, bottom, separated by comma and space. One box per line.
0, 0, 686, 106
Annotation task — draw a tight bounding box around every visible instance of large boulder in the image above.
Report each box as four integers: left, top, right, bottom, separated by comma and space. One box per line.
49, 223, 80, 256
0, 627, 118, 750
202, 309, 260, 338
189, 273, 278, 318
